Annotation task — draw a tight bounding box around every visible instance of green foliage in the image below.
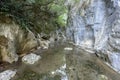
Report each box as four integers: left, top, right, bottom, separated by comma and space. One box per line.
0, 0, 68, 34
49, 1, 68, 27
50, 4, 65, 15
75, 0, 80, 3
57, 13, 67, 27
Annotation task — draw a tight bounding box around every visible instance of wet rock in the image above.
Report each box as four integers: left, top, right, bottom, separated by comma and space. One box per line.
50, 64, 68, 80
66, 50, 120, 80
0, 70, 16, 80
22, 53, 41, 64
37, 39, 50, 49
37, 34, 50, 49
40, 40, 50, 49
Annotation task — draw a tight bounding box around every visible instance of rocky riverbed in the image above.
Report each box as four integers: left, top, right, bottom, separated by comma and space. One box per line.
0, 43, 120, 80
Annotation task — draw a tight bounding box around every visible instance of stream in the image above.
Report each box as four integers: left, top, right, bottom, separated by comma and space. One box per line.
0, 42, 120, 80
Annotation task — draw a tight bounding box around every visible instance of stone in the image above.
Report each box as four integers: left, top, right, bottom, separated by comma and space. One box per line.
98, 75, 108, 80
37, 37, 50, 49
109, 53, 120, 71
22, 53, 41, 64
50, 64, 68, 80
0, 70, 17, 80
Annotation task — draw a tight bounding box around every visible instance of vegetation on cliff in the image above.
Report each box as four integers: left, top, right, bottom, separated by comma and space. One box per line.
0, 0, 67, 34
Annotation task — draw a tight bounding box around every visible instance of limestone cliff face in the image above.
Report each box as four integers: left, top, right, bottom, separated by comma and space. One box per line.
0, 17, 39, 63
0, 15, 63, 63
66, 0, 120, 72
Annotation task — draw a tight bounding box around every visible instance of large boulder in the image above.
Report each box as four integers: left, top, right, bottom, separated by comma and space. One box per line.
22, 53, 41, 64
0, 16, 38, 63
0, 23, 19, 63
0, 70, 17, 80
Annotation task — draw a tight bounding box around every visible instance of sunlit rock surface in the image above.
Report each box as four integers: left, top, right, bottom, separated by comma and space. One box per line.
64, 47, 73, 51
22, 53, 41, 64
0, 23, 19, 63
0, 22, 39, 63
0, 16, 52, 63
0, 70, 16, 80
66, 0, 120, 73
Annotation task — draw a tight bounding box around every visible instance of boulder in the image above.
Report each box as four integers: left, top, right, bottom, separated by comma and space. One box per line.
0, 70, 17, 80
22, 53, 41, 64
0, 16, 39, 63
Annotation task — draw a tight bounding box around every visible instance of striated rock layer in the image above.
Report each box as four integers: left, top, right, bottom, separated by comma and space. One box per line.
0, 16, 50, 63
0, 21, 38, 63
66, 0, 120, 72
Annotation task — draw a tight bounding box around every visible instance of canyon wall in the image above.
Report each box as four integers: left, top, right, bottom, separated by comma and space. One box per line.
66, 0, 120, 72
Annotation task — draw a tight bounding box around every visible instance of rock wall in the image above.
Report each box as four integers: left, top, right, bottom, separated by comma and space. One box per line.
0, 15, 65, 63
0, 17, 39, 63
66, 0, 120, 72
0, 23, 20, 63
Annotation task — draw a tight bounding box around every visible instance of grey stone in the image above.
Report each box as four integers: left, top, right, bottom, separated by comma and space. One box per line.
22, 53, 41, 64
0, 70, 16, 80
66, 0, 120, 73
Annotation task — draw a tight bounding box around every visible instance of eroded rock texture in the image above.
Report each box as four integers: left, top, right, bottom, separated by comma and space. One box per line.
66, 0, 120, 72
0, 17, 39, 63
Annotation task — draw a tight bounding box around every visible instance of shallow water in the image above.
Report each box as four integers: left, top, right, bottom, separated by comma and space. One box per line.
1, 43, 120, 80
11, 43, 67, 80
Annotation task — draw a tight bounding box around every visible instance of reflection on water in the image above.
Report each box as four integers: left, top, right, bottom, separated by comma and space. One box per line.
2, 43, 120, 80
13, 44, 67, 80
